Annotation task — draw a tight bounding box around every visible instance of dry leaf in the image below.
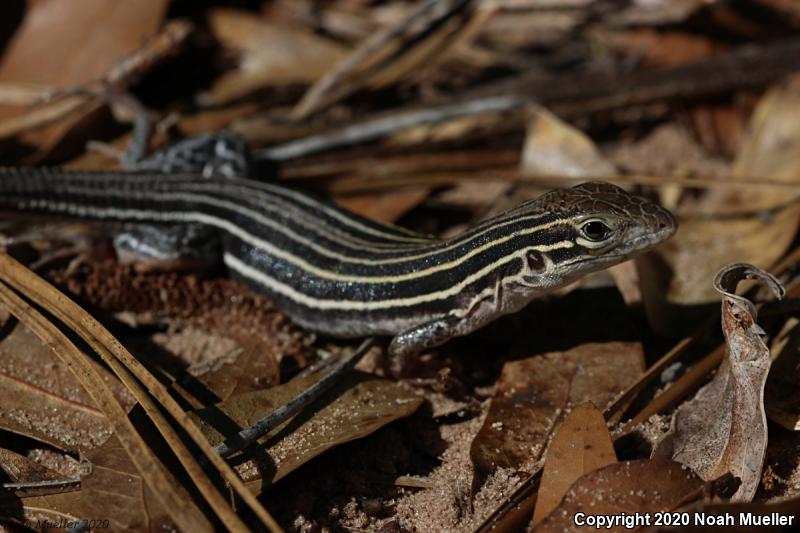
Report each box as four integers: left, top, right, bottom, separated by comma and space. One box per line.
333, 187, 431, 223
479, 9, 585, 50
610, 123, 730, 182
0, 0, 167, 157
204, 9, 348, 106
0, 253, 251, 531
0, 1, 167, 85
3, 436, 182, 532
657, 75, 800, 308
470, 342, 643, 479
193, 335, 281, 402
656, 264, 784, 502
190, 370, 422, 491
0, 448, 74, 486
533, 402, 617, 525
534, 458, 703, 533
601, 29, 720, 68
291, 0, 483, 119
0, 319, 134, 452
520, 105, 617, 178
608, 261, 643, 308
609, 0, 714, 26
656, 492, 800, 532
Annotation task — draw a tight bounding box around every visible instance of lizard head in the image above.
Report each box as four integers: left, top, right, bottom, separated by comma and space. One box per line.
516, 181, 677, 287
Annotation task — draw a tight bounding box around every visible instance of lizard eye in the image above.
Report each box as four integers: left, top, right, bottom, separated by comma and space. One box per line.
580, 220, 612, 241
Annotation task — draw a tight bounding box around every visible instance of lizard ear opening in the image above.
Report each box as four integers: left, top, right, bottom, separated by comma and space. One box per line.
526, 250, 546, 273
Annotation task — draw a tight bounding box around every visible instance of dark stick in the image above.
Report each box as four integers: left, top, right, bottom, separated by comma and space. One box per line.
213, 337, 378, 458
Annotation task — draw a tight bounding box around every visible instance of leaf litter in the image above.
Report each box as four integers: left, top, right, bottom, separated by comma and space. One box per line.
471, 342, 644, 483
2, 1, 800, 530
533, 402, 618, 525
190, 370, 422, 488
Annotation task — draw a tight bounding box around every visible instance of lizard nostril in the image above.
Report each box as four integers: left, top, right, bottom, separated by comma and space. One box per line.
656, 209, 677, 234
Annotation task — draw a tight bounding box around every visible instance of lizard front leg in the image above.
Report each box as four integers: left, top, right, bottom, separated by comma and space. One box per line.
389, 275, 505, 358
113, 223, 222, 271
388, 314, 463, 359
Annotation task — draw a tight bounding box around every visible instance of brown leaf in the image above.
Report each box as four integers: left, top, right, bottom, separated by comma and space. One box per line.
0, 1, 167, 85
602, 29, 720, 68
533, 458, 703, 533
0, 448, 71, 484
533, 402, 617, 525
478, 9, 585, 50
608, 261, 643, 308
193, 335, 281, 402
0, 319, 135, 452
189, 370, 422, 490
2, 436, 181, 532
0, 254, 232, 531
290, 0, 483, 119
333, 187, 431, 223
205, 8, 348, 106
656, 264, 784, 502
471, 342, 644, 478
520, 106, 617, 178
0, 0, 168, 159
608, 0, 711, 26
656, 75, 800, 308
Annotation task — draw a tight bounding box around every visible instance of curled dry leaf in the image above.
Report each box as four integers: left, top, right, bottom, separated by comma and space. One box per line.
656, 263, 784, 502
470, 342, 644, 480
533, 402, 617, 525
533, 458, 703, 533
189, 370, 422, 491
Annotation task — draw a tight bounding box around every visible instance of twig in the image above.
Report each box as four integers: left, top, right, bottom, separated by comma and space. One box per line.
290, 0, 477, 119
258, 95, 526, 161
467, 37, 800, 118
214, 337, 378, 458
2, 477, 82, 498
0, 21, 192, 141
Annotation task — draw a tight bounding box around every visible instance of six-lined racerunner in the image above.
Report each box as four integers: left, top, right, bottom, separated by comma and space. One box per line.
0, 168, 676, 356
